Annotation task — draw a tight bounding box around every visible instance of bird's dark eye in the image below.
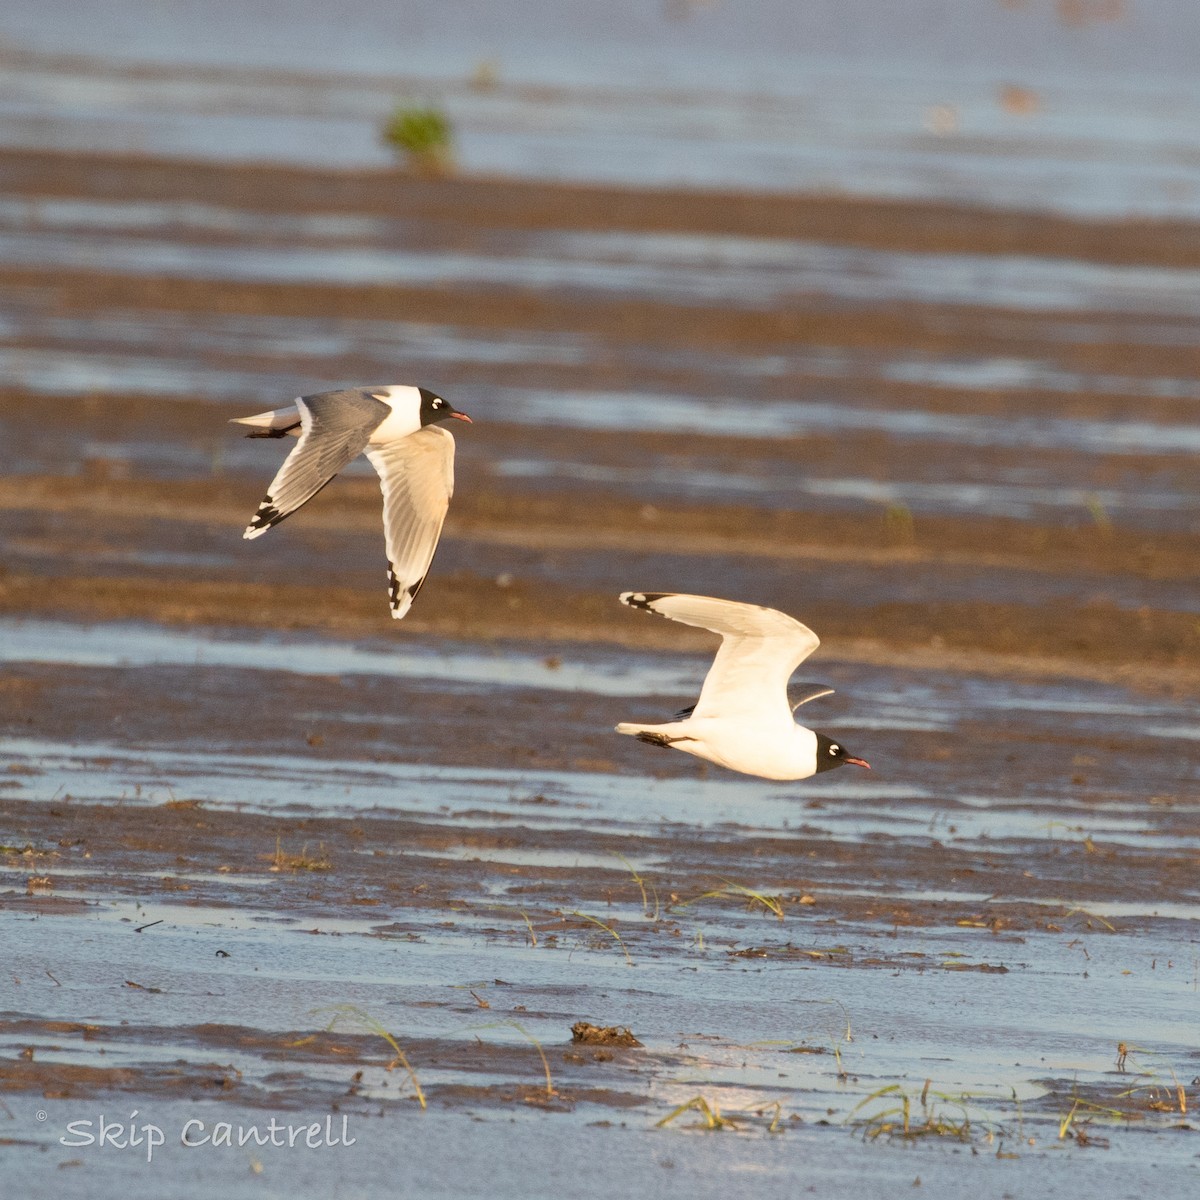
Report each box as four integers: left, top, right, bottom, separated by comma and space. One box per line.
829, 744, 841, 756
433, 398, 443, 408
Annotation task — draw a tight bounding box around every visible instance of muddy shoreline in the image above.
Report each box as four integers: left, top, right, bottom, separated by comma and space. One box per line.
1, 144, 1198, 1193
11, 145, 1200, 266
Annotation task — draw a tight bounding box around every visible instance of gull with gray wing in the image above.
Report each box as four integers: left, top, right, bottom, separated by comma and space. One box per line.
232, 385, 471, 619
616, 592, 870, 781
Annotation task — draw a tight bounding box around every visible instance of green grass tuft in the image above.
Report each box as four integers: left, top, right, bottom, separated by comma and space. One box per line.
382, 104, 455, 174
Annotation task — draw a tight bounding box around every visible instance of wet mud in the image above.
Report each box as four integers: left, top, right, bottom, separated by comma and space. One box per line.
0, 146, 1198, 1198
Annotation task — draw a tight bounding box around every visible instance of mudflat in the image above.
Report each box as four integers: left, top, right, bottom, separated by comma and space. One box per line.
0, 148, 1197, 1198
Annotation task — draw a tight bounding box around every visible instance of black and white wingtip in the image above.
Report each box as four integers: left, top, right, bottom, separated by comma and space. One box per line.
387, 566, 426, 620
243, 498, 285, 540
621, 591, 671, 612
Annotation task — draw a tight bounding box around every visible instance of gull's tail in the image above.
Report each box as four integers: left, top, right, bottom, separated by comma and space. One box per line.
230, 406, 303, 439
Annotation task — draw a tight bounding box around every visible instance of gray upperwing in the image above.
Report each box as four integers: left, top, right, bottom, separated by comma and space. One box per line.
244, 389, 389, 537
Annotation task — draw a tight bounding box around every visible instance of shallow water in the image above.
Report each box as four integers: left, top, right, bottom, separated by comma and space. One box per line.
2, 616, 1197, 1196
3, 801, 1197, 1192
0, 617, 696, 698
496, 387, 1200, 454
3, 9, 1200, 1190
11, 219, 1200, 317
8, 300, 1200, 408
4, 344, 1198, 535
3, 618, 1196, 845
492, 454, 1195, 527
6, 2, 1200, 218
8, 724, 1199, 870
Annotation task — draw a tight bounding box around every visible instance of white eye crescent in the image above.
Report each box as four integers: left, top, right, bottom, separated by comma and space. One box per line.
830, 744, 841, 755
433, 398, 443, 407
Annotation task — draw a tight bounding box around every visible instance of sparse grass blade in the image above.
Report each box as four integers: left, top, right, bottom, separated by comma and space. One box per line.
1171, 1069, 1188, 1115
1063, 905, 1117, 932
519, 909, 538, 947
848, 1082, 1007, 1144
656, 1095, 736, 1130
720, 882, 784, 919
847, 1083, 903, 1121
317, 1004, 425, 1109
1058, 1098, 1080, 1139
657, 1094, 792, 1133
474, 1020, 556, 1097
674, 880, 784, 920
269, 836, 330, 872
476, 902, 540, 947
615, 852, 660, 920
792, 997, 854, 1068
808, 997, 853, 1044
571, 910, 634, 966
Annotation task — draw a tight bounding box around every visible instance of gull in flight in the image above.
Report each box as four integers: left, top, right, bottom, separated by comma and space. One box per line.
233, 385, 471, 619
616, 592, 871, 780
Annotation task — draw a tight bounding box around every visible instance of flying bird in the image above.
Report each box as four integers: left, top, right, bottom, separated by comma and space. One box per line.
615, 592, 870, 780
233, 385, 471, 619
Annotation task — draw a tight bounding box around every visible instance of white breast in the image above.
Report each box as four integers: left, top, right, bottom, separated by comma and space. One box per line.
680, 718, 819, 781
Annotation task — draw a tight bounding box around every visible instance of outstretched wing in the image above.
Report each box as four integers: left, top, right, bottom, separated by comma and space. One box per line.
620, 592, 820, 720
243, 389, 389, 538
365, 425, 456, 620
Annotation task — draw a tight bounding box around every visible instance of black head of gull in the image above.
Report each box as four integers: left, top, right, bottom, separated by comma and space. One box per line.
813, 732, 871, 773
418, 387, 472, 427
